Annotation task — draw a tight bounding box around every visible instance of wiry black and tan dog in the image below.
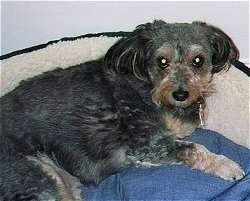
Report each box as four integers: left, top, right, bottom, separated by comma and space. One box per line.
0, 20, 245, 201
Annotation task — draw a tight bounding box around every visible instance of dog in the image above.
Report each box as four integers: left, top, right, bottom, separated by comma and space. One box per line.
0, 20, 245, 201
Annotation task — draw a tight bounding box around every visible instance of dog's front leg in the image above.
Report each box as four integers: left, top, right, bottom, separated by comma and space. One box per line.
131, 138, 245, 181
174, 140, 245, 181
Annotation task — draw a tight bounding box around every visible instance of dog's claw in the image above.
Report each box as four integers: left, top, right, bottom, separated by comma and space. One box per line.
206, 155, 245, 182
225, 164, 245, 182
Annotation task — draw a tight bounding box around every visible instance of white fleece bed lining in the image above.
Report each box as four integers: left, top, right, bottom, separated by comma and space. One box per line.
0, 34, 249, 148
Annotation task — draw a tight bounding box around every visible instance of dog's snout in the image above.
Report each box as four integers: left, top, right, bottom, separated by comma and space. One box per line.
172, 90, 189, 101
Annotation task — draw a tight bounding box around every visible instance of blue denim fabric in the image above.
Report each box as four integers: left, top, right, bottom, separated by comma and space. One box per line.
81, 129, 250, 201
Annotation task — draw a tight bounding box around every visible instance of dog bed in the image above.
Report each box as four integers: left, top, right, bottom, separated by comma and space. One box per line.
1, 31, 249, 201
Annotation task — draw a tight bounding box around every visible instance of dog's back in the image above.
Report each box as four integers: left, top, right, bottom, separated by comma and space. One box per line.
0, 59, 113, 200
0, 57, 159, 200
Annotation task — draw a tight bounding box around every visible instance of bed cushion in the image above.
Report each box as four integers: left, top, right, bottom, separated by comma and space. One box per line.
81, 128, 250, 201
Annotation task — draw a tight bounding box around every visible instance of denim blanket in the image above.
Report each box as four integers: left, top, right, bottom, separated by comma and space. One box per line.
82, 129, 250, 201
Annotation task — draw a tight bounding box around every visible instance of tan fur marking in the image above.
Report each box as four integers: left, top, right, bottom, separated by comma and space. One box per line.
165, 114, 196, 138
152, 77, 174, 106
187, 77, 216, 104
27, 155, 82, 201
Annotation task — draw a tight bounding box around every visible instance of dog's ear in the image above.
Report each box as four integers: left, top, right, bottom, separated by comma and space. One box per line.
193, 22, 239, 73
104, 22, 154, 80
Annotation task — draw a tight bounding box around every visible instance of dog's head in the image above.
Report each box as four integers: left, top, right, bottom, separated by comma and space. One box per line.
104, 20, 239, 108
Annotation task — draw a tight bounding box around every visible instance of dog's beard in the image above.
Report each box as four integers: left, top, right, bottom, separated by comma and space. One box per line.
151, 80, 211, 128
151, 77, 216, 109
163, 96, 208, 128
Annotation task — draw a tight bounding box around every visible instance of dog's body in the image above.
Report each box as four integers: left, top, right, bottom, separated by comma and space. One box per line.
0, 20, 245, 201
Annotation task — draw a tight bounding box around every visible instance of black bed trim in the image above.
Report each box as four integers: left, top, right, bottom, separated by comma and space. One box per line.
231, 59, 250, 76
0, 31, 131, 60
1, 31, 248, 76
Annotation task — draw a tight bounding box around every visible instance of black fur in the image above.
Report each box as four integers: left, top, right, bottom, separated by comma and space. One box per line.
193, 21, 239, 73
0, 20, 240, 201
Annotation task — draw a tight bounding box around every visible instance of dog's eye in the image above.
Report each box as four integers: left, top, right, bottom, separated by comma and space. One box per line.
157, 57, 169, 69
192, 56, 204, 67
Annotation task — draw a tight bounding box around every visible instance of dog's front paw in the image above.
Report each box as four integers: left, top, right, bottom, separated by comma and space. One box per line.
179, 143, 245, 182
205, 155, 245, 181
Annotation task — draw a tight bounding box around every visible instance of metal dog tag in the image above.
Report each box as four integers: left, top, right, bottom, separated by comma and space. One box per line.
199, 103, 206, 128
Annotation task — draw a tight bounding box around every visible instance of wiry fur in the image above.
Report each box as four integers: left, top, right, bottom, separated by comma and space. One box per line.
0, 20, 244, 201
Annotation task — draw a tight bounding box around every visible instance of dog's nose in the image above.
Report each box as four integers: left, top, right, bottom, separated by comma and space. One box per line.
172, 90, 189, 101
